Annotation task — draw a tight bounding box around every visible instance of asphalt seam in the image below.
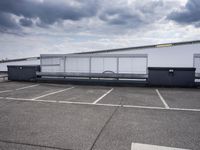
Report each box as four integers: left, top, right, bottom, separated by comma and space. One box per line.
89, 100, 122, 150
0, 139, 73, 150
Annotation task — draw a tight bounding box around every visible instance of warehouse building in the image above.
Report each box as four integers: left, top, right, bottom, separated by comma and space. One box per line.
39, 40, 200, 76
6, 40, 200, 87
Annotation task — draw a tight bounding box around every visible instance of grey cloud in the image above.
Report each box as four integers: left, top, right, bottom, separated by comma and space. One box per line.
0, 12, 21, 34
0, 0, 98, 29
99, 9, 143, 27
0, 13, 19, 29
168, 0, 200, 27
0, 0, 180, 35
20, 18, 33, 27
99, 0, 167, 28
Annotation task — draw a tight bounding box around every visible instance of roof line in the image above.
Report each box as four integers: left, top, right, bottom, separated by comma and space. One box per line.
75, 40, 200, 54
0, 57, 40, 63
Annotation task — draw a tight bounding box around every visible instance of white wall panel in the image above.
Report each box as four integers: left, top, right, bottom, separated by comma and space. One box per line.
91, 58, 103, 73
42, 66, 62, 72
119, 57, 147, 74
194, 57, 200, 74
65, 57, 89, 73
98, 44, 200, 68
40, 55, 147, 74
41, 57, 64, 72
91, 57, 117, 73
132, 58, 147, 74
118, 58, 132, 73
103, 58, 117, 73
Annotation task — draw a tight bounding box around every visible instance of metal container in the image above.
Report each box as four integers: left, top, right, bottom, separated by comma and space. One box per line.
148, 67, 196, 87
7, 65, 40, 81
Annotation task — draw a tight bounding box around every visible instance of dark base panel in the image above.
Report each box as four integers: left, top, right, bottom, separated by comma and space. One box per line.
148, 67, 196, 87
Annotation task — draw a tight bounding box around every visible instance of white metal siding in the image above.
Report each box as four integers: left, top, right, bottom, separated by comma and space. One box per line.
40, 54, 148, 75
118, 58, 132, 74
91, 57, 117, 73
118, 57, 147, 74
104, 58, 117, 73
66, 57, 89, 73
98, 44, 200, 68
41, 57, 64, 72
91, 58, 103, 73
132, 57, 147, 74
194, 55, 200, 74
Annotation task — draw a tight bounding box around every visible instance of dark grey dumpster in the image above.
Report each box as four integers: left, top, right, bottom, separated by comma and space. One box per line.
7, 65, 40, 81
148, 67, 196, 87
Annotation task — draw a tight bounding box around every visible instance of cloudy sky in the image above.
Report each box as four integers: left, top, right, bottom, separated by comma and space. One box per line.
0, 0, 200, 59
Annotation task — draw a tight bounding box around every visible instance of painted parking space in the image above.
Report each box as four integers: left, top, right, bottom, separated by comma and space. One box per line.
0, 82, 36, 91
0, 82, 200, 150
159, 88, 200, 109
91, 107, 200, 150
0, 82, 200, 111
0, 99, 13, 108
0, 100, 116, 150
0, 84, 71, 99
0, 99, 198, 150
98, 87, 165, 108
40, 85, 111, 103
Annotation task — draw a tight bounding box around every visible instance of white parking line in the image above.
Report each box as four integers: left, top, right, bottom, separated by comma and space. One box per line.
131, 142, 190, 150
15, 84, 40, 90
1, 97, 200, 112
6, 97, 36, 101
169, 107, 200, 112
6, 97, 57, 103
93, 88, 114, 104
0, 84, 40, 94
32, 87, 74, 100
123, 104, 166, 110
156, 89, 169, 109
0, 90, 12, 93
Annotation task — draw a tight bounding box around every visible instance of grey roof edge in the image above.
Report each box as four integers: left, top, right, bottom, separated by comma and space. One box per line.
0, 57, 40, 63
40, 54, 148, 58
75, 40, 200, 54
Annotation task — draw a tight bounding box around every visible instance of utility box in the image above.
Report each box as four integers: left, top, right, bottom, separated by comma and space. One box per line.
148, 67, 196, 87
7, 65, 40, 81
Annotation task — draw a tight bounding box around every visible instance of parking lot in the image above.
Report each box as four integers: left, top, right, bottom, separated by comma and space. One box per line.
0, 81, 200, 150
